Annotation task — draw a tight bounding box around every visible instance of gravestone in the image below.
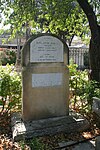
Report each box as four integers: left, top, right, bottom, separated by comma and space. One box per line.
12, 37, 89, 140
22, 34, 69, 121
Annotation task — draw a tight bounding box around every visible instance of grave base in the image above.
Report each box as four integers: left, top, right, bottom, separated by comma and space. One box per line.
11, 111, 90, 141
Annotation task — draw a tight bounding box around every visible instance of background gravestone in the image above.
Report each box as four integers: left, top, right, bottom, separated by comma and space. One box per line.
22, 34, 69, 121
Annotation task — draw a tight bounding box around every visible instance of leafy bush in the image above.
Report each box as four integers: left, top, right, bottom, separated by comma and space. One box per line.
68, 59, 100, 113
0, 49, 16, 65
0, 51, 5, 65
0, 64, 22, 114
19, 138, 47, 150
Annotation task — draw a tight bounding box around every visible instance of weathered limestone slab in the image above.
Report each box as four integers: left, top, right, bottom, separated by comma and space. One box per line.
92, 97, 100, 116
11, 111, 90, 141
22, 34, 69, 121
22, 34, 68, 66
92, 97, 100, 127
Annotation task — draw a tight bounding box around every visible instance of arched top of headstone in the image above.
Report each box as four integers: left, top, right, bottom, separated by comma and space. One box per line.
22, 33, 69, 67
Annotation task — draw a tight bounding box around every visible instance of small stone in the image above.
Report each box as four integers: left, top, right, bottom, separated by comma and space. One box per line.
95, 136, 100, 150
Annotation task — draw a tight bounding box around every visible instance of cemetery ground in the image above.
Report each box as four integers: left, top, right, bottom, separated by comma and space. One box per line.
0, 64, 100, 149
0, 99, 100, 150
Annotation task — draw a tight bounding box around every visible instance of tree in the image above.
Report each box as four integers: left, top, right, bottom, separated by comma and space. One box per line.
1, 0, 100, 82
77, 0, 100, 82
35, 0, 89, 45
0, 0, 89, 45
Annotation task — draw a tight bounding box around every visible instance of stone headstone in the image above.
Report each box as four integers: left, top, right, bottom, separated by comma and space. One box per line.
22, 34, 69, 121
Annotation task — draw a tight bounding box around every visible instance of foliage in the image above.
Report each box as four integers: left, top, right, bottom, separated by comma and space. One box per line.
37, 1, 89, 44
0, 0, 99, 44
19, 138, 48, 150
0, 49, 16, 65
0, 64, 22, 114
90, 0, 100, 22
0, 0, 99, 45
68, 59, 100, 113
1, 0, 100, 81
0, 0, 89, 44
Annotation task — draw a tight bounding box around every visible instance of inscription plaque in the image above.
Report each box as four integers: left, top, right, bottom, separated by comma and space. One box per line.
30, 36, 63, 62
32, 73, 62, 87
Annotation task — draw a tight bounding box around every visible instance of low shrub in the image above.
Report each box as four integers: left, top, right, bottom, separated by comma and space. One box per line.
0, 49, 16, 65
0, 64, 22, 114
68, 59, 100, 113
19, 138, 47, 150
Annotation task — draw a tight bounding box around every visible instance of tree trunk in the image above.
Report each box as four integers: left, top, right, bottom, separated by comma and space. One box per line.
77, 0, 100, 82
16, 34, 21, 67
89, 25, 100, 82
26, 22, 31, 41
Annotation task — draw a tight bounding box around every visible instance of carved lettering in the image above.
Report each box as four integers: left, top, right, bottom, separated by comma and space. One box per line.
30, 36, 63, 62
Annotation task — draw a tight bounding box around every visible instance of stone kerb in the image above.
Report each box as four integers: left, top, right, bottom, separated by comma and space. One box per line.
22, 33, 69, 121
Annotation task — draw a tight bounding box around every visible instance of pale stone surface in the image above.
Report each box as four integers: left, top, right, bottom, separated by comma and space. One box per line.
22, 64, 69, 121
22, 34, 69, 67
30, 35, 63, 62
32, 73, 62, 87
22, 34, 69, 121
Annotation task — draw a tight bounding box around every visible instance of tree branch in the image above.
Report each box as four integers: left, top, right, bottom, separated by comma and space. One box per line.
77, 0, 99, 39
